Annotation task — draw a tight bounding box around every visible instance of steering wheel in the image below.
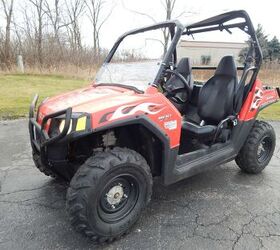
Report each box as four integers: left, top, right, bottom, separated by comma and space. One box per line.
164, 69, 193, 104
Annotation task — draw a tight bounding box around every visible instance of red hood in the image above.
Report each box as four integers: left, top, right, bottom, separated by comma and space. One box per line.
36, 84, 182, 148
39, 85, 147, 116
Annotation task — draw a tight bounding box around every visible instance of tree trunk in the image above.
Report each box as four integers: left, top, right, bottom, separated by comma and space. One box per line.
4, 16, 11, 67
1, 0, 14, 68
38, 17, 43, 67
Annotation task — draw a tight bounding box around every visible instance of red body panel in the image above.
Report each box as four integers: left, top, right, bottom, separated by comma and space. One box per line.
37, 79, 279, 149
38, 85, 182, 148
239, 79, 280, 121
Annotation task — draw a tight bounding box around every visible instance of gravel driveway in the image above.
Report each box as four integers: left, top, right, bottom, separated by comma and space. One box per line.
0, 120, 280, 250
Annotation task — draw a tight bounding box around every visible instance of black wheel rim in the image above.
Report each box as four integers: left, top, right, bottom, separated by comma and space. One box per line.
97, 174, 140, 223
257, 136, 273, 163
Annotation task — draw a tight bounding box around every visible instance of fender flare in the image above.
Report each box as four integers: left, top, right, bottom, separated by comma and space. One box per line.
66, 115, 177, 178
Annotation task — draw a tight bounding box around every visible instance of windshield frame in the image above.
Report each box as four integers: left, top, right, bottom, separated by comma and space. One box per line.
99, 10, 261, 93
102, 21, 185, 87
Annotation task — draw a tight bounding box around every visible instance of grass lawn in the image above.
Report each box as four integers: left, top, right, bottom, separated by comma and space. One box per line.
0, 74, 88, 119
0, 73, 279, 120
258, 101, 280, 120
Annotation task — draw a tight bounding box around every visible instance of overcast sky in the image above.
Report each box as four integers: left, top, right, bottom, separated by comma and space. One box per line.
86, 0, 280, 49
0, 0, 278, 50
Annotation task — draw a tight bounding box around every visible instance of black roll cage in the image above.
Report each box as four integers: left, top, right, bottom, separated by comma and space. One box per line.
184, 10, 262, 66
103, 10, 262, 92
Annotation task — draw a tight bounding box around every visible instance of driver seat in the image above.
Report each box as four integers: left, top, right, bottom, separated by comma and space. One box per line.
182, 56, 238, 141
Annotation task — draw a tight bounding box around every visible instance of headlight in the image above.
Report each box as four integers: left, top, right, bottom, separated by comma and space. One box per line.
58, 119, 73, 134
58, 115, 88, 134
49, 113, 89, 138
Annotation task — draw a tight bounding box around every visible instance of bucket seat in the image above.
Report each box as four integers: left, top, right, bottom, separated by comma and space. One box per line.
182, 56, 239, 141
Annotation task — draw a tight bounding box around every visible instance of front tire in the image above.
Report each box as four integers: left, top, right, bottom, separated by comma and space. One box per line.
66, 147, 152, 243
235, 120, 276, 174
32, 151, 58, 179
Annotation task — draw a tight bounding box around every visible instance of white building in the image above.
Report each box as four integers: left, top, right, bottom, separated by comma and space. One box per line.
177, 40, 247, 66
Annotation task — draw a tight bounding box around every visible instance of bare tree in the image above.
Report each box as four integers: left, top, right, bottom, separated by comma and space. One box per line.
28, 0, 45, 67
162, 0, 176, 52
122, 0, 193, 53
0, 0, 14, 67
44, 0, 62, 45
0, 0, 199, 72
85, 0, 113, 59
44, 0, 71, 47
64, 0, 85, 52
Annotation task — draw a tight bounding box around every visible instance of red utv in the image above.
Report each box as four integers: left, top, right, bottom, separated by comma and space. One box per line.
29, 10, 280, 242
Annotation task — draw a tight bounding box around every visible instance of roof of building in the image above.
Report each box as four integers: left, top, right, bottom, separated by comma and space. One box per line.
179, 40, 247, 49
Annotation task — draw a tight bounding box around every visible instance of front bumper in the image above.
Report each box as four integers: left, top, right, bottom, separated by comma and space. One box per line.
29, 95, 89, 180
29, 94, 72, 153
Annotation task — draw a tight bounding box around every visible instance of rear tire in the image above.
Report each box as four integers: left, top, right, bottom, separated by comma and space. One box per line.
66, 147, 152, 243
235, 120, 276, 174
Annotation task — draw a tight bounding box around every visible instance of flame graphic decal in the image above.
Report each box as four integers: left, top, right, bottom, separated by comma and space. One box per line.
250, 88, 263, 111
109, 103, 164, 121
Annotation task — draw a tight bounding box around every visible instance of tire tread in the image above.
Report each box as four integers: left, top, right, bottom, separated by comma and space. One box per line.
32, 152, 58, 178
235, 120, 275, 174
66, 147, 152, 243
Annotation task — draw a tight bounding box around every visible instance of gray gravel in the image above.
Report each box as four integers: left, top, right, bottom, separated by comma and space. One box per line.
0, 119, 280, 250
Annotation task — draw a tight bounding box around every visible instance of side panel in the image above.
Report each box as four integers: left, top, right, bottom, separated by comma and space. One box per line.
163, 120, 255, 185
239, 79, 279, 121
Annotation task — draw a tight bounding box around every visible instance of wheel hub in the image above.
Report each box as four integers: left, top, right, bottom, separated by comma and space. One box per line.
106, 184, 124, 205
257, 141, 265, 156
257, 136, 273, 163
98, 175, 140, 223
